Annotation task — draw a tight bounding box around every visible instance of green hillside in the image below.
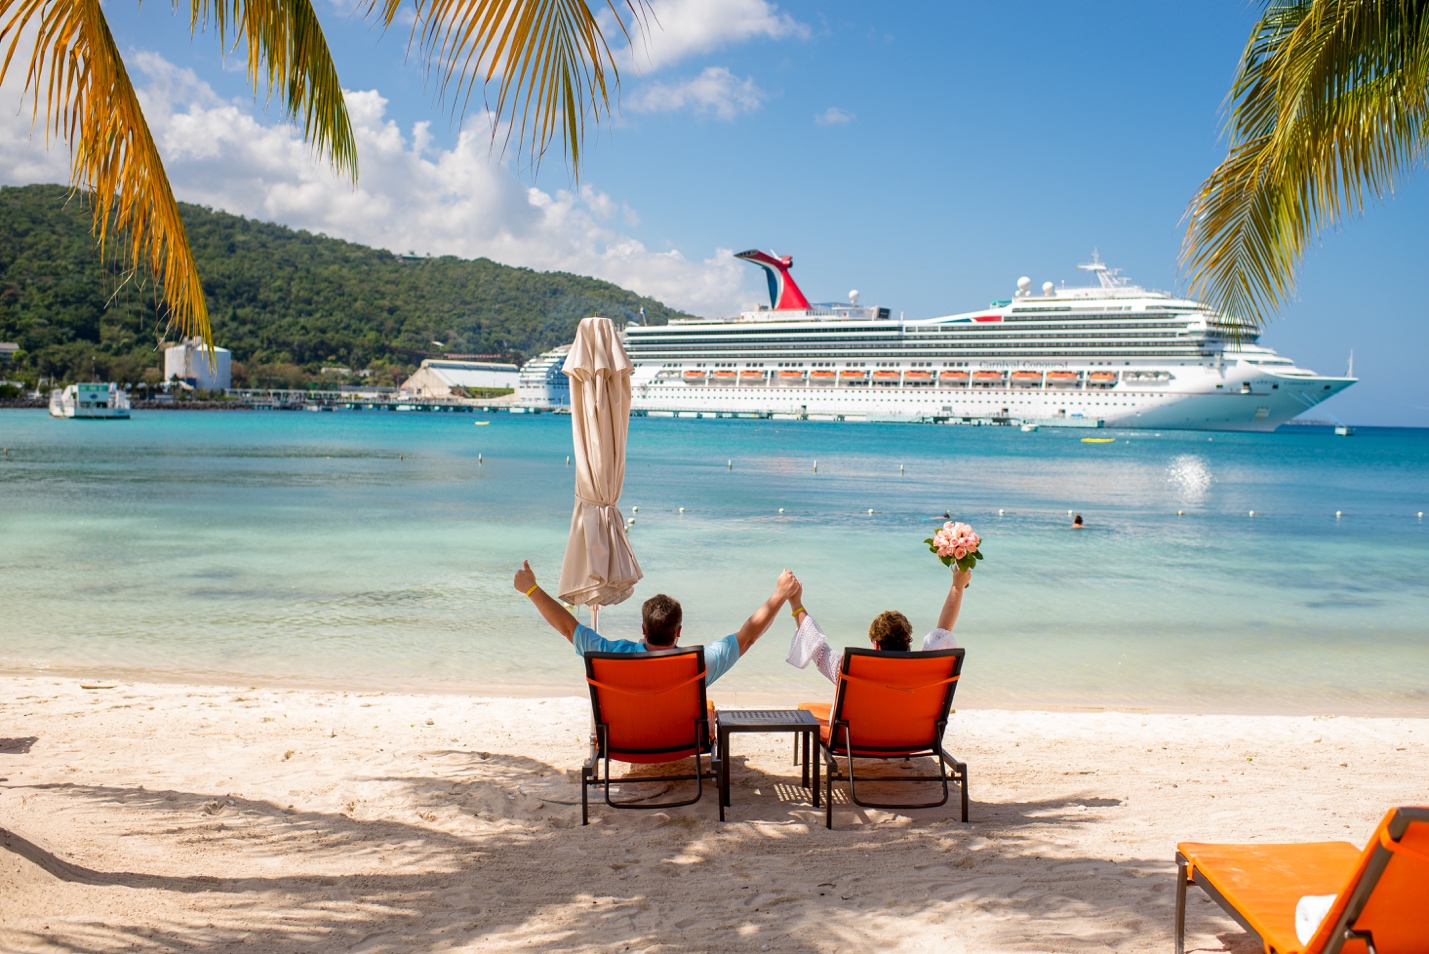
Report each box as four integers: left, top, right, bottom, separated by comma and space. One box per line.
0, 183, 688, 388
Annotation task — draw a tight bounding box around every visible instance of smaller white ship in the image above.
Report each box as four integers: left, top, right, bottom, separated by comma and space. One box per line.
49, 383, 131, 419
514, 344, 572, 410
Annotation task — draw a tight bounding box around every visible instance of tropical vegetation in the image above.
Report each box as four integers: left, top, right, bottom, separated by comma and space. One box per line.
0, 0, 640, 352
1183, 0, 1429, 328
0, 183, 685, 388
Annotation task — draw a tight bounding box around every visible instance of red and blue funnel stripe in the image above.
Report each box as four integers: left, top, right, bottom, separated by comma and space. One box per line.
736, 249, 811, 310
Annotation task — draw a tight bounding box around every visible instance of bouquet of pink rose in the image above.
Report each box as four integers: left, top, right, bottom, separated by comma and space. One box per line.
925, 520, 984, 572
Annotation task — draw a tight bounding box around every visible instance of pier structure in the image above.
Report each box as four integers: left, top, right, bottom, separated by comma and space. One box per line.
225, 388, 517, 412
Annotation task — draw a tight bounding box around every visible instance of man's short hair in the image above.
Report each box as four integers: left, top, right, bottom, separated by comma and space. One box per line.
868, 610, 912, 652
642, 593, 682, 647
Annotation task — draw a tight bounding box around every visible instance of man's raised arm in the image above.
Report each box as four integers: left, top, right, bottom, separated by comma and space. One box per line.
513, 561, 579, 642
734, 569, 799, 654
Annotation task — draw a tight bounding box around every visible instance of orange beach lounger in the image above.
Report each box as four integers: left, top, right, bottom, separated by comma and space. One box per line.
582, 648, 721, 826
1175, 806, 1429, 954
817, 647, 968, 829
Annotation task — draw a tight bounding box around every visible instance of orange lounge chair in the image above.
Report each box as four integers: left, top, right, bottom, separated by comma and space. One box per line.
1175, 806, 1429, 954
817, 647, 968, 828
582, 648, 721, 826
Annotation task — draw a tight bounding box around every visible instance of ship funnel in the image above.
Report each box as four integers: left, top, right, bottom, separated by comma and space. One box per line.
736, 249, 812, 310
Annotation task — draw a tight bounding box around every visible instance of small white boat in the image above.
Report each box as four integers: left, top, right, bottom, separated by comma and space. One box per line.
1020, 423, 1039, 432
1335, 424, 1355, 436
49, 383, 130, 419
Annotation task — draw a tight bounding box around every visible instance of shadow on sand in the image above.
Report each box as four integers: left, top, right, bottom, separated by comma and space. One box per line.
1, 750, 1252, 954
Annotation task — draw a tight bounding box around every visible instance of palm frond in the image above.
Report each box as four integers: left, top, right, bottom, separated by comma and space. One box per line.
1, 0, 210, 347
186, 0, 358, 180
375, 0, 646, 176
1183, 0, 1429, 328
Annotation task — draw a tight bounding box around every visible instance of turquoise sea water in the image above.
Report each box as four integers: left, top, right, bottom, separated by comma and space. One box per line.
1, 409, 1426, 714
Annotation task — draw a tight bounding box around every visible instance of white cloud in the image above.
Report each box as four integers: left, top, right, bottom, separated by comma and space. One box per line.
626, 66, 763, 120
815, 106, 855, 126
0, 53, 746, 316
617, 0, 806, 73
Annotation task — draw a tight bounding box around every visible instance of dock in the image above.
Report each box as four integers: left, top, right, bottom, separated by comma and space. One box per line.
226, 389, 519, 412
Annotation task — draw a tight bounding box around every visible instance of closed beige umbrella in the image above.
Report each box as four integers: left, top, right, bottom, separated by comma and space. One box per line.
556, 316, 643, 627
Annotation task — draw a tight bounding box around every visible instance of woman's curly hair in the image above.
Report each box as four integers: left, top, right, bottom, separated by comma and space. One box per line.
868, 610, 912, 652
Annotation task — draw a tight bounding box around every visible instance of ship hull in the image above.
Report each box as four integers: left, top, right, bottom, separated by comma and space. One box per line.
625, 367, 1353, 432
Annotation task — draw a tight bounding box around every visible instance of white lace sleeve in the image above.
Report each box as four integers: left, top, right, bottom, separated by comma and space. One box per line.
787, 615, 843, 684
922, 627, 960, 651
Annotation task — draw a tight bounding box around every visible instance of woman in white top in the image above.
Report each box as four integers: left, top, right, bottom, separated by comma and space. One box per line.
786, 567, 972, 684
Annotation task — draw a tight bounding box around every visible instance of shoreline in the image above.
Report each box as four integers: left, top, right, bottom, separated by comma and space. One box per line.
3, 666, 1428, 719
2, 675, 1426, 953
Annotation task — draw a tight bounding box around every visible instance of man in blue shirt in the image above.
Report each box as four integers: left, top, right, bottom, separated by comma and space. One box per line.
512, 561, 798, 685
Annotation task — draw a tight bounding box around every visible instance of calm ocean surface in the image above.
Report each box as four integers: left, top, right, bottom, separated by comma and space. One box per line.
1, 409, 1425, 714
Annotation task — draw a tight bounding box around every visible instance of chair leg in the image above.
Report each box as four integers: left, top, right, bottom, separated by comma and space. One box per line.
958, 761, 969, 823
810, 732, 819, 808
1174, 857, 1188, 954
715, 753, 725, 822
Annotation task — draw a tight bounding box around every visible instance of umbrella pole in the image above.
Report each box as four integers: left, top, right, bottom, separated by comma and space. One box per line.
591, 604, 599, 635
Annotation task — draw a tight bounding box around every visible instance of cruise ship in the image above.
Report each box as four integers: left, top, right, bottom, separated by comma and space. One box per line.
514, 344, 570, 412
516, 250, 1355, 431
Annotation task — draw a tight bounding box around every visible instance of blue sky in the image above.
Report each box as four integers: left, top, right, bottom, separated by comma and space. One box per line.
1, 1, 1425, 425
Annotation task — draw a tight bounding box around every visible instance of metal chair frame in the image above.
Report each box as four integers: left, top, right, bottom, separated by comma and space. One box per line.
816, 647, 969, 829
1173, 806, 1429, 954
580, 648, 721, 826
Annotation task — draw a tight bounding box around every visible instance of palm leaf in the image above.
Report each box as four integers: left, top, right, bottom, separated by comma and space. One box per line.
375, 0, 646, 176
1, 0, 210, 347
0, 0, 356, 357
186, 0, 358, 180
1183, 0, 1429, 329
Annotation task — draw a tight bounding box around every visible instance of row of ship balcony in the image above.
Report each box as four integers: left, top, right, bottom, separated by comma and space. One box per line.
661, 368, 1174, 389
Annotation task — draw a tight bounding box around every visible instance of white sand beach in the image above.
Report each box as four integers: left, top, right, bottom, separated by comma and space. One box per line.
2, 675, 1425, 953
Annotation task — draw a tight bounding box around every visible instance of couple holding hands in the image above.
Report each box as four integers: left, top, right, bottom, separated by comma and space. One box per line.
512, 560, 972, 688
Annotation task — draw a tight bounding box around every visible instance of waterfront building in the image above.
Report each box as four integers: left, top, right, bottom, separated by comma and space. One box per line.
400, 359, 519, 398
164, 338, 232, 391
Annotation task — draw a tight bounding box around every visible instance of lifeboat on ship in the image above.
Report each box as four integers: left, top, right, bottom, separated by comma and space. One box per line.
1088, 371, 1119, 386
938, 370, 969, 385
872, 370, 901, 384
1045, 371, 1079, 386
904, 370, 933, 384
711, 370, 738, 384
809, 370, 836, 384
778, 370, 806, 380
839, 369, 868, 380
682, 369, 707, 382
972, 370, 1006, 384
739, 370, 765, 382
1010, 370, 1043, 386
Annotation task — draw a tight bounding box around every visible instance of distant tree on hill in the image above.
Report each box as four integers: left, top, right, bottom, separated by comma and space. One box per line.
0, 184, 684, 387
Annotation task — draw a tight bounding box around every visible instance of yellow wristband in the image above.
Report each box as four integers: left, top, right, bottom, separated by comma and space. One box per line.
791, 606, 805, 618
524, 583, 539, 597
